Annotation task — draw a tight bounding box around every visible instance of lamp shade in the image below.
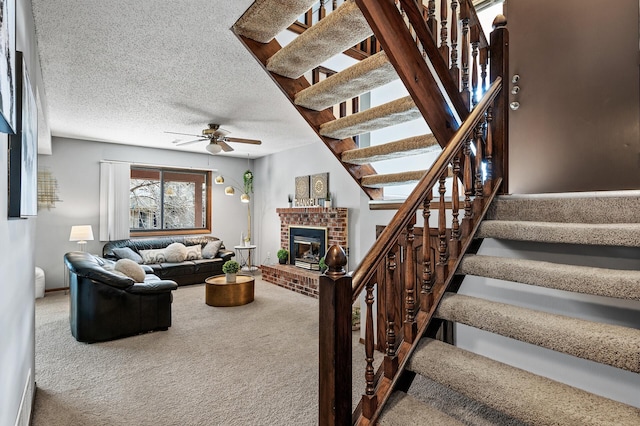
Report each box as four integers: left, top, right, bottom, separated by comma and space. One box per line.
205, 143, 223, 154
214, 175, 225, 184
69, 225, 94, 242
240, 193, 250, 203
224, 186, 235, 196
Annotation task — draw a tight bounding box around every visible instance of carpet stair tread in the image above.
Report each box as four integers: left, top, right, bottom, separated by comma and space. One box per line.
266, 0, 372, 79
361, 170, 426, 188
435, 292, 640, 372
342, 134, 440, 165
408, 338, 640, 426
319, 95, 421, 140
477, 220, 640, 247
488, 193, 640, 223
295, 51, 398, 111
378, 391, 465, 426
233, 0, 317, 44
459, 254, 640, 301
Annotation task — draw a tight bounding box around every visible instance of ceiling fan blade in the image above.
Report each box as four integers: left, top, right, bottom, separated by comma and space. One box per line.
165, 131, 204, 138
174, 138, 207, 146
218, 141, 234, 152
224, 137, 262, 145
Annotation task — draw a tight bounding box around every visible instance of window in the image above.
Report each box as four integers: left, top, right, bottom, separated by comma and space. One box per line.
129, 167, 211, 236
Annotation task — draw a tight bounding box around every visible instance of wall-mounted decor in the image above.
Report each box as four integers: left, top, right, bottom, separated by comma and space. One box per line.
311, 173, 328, 199
37, 168, 62, 210
0, 0, 16, 133
8, 52, 37, 217
295, 175, 309, 200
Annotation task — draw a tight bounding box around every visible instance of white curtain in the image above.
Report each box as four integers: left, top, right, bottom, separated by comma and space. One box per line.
99, 162, 130, 241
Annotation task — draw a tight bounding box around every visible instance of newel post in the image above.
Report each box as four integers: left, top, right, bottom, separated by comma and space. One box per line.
319, 245, 352, 426
489, 14, 509, 194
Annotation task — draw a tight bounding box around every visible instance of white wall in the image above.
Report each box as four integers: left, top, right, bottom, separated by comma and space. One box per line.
1, 1, 42, 425
36, 137, 252, 289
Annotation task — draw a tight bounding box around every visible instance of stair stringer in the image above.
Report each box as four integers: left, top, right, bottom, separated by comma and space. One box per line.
236, 34, 383, 200
455, 237, 640, 408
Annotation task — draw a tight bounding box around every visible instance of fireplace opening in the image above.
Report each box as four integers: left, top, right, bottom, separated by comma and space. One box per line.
289, 226, 327, 270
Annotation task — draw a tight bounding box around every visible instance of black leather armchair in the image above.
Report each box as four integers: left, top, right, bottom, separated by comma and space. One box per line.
64, 251, 178, 343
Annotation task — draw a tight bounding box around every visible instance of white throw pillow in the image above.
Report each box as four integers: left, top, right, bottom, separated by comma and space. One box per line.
114, 259, 146, 282
202, 240, 223, 259
185, 244, 202, 260
164, 242, 187, 263
139, 248, 167, 264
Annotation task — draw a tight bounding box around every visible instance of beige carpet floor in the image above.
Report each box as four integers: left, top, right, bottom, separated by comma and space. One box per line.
33, 277, 372, 426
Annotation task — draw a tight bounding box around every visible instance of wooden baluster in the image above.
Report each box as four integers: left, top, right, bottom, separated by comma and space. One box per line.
421, 194, 433, 312
471, 25, 480, 106
339, 101, 347, 118
361, 277, 377, 419
332, 0, 338, 12
404, 218, 417, 343
483, 106, 494, 195
305, 5, 313, 26
319, 0, 327, 20
473, 119, 485, 218
439, 0, 449, 64
352, 97, 360, 146
460, 0, 470, 108
480, 47, 488, 93
436, 173, 448, 287
450, 0, 459, 87
426, 0, 437, 39
462, 136, 473, 236
384, 248, 399, 378
449, 153, 461, 269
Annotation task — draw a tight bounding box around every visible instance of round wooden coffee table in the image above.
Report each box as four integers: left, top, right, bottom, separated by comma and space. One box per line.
205, 275, 255, 307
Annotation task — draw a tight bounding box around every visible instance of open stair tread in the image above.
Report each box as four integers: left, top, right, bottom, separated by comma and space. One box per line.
266, 0, 372, 79
408, 339, 640, 426
295, 51, 398, 111
319, 96, 420, 140
477, 220, 640, 247
379, 391, 465, 426
435, 292, 640, 372
233, 0, 317, 44
459, 254, 640, 301
361, 170, 426, 188
342, 134, 440, 165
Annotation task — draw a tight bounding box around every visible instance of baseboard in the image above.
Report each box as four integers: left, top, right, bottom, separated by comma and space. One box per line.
44, 287, 67, 294
14, 369, 34, 426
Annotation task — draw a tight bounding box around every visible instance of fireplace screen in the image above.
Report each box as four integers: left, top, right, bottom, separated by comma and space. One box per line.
289, 226, 327, 270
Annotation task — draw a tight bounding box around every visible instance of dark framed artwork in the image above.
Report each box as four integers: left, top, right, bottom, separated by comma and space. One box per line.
0, 0, 16, 133
8, 51, 37, 217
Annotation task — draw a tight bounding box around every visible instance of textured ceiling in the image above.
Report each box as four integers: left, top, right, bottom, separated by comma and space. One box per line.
31, 0, 320, 158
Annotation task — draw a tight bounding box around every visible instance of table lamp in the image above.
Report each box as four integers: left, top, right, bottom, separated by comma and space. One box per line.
69, 225, 94, 252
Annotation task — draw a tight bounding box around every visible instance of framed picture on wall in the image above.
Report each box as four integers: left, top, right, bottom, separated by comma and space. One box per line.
8, 51, 38, 217
0, 0, 16, 133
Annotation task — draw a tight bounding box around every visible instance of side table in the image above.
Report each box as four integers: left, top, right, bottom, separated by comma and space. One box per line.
234, 245, 258, 274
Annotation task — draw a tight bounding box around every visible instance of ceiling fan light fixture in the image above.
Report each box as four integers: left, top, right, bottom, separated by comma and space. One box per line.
205, 143, 222, 154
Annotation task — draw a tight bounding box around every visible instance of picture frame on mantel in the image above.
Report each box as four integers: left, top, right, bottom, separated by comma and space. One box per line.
8, 51, 38, 218
0, 0, 16, 133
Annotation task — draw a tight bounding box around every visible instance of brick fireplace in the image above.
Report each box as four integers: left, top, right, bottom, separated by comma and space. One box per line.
261, 207, 348, 298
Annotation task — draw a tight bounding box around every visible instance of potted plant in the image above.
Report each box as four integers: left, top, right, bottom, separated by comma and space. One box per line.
277, 249, 289, 265
288, 194, 293, 208
325, 192, 332, 208
318, 256, 327, 273
222, 260, 240, 283
352, 305, 361, 330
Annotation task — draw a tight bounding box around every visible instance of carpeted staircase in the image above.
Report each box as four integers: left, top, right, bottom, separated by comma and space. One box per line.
379, 194, 640, 425
234, 0, 442, 197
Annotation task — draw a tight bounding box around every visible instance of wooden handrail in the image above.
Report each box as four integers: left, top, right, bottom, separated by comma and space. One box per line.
351, 77, 502, 302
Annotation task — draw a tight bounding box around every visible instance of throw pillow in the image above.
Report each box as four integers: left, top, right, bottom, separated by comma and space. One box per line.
114, 259, 146, 282
185, 244, 202, 260
139, 248, 167, 264
164, 242, 187, 263
202, 240, 223, 259
112, 247, 143, 264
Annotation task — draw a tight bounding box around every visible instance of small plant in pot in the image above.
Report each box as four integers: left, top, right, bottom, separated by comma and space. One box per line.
318, 256, 327, 273
277, 249, 289, 265
222, 260, 240, 283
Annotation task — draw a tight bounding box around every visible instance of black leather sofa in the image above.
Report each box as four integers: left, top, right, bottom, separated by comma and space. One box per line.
102, 236, 235, 286
64, 251, 178, 343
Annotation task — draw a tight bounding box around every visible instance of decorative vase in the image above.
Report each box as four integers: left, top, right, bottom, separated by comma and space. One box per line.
288, 202, 293, 208
279, 258, 286, 265
325, 200, 332, 208
226, 273, 237, 283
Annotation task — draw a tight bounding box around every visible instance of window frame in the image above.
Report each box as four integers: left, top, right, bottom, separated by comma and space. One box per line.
129, 166, 212, 237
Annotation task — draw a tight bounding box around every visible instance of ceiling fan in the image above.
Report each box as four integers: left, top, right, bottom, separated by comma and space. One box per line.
166, 123, 262, 154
